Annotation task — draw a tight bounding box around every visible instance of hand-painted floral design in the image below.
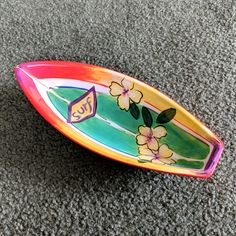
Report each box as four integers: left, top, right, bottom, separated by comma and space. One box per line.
138, 144, 175, 164
109, 78, 143, 111
109, 78, 177, 166
136, 125, 167, 150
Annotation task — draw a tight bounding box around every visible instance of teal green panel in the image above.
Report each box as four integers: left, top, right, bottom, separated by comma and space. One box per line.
98, 93, 210, 160
73, 117, 138, 156
48, 90, 68, 116
47, 87, 210, 162
48, 88, 138, 156
97, 94, 143, 133
175, 159, 204, 169
160, 123, 210, 160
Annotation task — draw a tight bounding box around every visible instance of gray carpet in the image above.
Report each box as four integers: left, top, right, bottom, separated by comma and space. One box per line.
0, 0, 235, 235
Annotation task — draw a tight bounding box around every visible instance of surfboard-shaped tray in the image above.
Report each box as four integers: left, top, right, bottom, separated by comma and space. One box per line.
15, 61, 223, 178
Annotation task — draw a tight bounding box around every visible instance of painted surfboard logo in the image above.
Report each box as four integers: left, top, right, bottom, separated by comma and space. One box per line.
68, 86, 97, 123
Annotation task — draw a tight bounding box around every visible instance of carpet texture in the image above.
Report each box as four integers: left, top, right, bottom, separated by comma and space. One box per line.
0, 0, 235, 235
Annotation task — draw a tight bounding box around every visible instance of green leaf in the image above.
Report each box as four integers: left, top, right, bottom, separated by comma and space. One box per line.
130, 103, 140, 119
142, 107, 153, 127
156, 108, 176, 124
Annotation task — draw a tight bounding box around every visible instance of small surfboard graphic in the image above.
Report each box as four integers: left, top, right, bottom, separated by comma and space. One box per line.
15, 61, 224, 178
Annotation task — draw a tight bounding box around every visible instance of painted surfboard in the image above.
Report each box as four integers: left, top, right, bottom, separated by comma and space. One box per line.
15, 61, 223, 178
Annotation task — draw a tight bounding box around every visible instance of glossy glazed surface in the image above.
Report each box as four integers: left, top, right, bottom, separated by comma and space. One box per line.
15, 61, 223, 178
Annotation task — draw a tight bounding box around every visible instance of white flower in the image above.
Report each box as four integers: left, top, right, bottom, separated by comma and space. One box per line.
138, 144, 175, 164
136, 125, 167, 150
109, 79, 143, 111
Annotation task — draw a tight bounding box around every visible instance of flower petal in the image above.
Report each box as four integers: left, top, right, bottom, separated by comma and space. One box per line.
159, 144, 173, 158
153, 126, 167, 138
109, 82, 123, 96
138, 126, 151, 137
152, 159, 163, 164
129, 89, 143, 103
159, 157, 175, 164
118, 94, 130, 110
138, 145, 154, 156
147, 138, 159, 150
136, 135, 147, 145
138, 155, 153, 161
121, 79, 134, 90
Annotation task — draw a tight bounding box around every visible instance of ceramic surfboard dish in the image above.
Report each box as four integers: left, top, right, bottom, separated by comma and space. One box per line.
15, 61, 223, 178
